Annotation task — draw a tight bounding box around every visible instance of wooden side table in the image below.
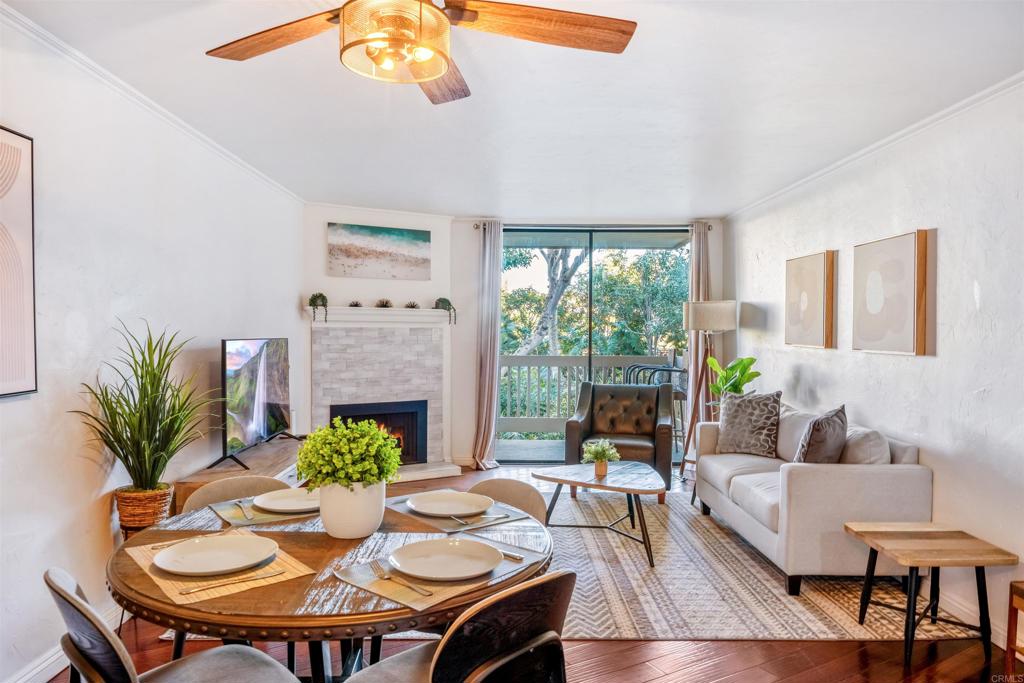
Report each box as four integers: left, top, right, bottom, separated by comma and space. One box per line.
1008, 581, 1024, 673
844, 522, 1018, 667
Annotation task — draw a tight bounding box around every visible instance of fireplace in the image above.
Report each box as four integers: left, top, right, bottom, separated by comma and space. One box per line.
330, 400, 428, 465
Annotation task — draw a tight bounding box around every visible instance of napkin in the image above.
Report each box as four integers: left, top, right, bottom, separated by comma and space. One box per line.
209, 498, 319, 527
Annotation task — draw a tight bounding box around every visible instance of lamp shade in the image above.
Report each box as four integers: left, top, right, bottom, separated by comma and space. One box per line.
340, 0, 451, 84
684, 300, 737, 332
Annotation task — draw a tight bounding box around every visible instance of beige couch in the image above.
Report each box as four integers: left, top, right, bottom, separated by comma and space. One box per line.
694, 408, 933, 595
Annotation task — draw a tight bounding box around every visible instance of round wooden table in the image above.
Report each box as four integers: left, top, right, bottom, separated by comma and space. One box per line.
107, 499, 552, 681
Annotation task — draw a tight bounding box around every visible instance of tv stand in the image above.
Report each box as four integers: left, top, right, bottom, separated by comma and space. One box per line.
268, 432, 304, 443
180, 439, 303, 513
205, 453, 251, 470
206, 434, 305, 470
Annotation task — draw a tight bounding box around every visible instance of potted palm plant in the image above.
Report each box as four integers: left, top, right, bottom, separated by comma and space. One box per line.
297, 417, 401, 539
582, 438, 620, 477
74, 323, 216, 534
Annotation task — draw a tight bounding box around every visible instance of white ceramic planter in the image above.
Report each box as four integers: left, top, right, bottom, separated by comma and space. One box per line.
318, 481, 386, 539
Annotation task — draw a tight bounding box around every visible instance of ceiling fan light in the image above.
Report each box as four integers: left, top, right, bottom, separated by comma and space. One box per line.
341, 0, 450, 84
412, 46, 434, 62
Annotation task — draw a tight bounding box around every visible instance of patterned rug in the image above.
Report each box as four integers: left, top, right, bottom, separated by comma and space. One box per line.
499, 473, 975, 641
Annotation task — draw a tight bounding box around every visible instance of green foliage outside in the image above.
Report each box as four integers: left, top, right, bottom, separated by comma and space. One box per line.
298, 417, 401, 491
582, 438, 621, 463
73, 322, 217, 490
707, 356, 760, 396
499, 244, 690, 442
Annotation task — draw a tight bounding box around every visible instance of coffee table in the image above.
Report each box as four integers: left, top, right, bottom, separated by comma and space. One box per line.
844, 522, 1018, 666
532, 462, 666, 567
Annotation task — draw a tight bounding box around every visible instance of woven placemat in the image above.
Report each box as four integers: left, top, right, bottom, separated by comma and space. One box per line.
126, 528, 315, 605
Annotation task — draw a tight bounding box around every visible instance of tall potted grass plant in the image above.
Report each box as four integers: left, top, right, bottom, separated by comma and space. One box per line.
73, 323, 216, 534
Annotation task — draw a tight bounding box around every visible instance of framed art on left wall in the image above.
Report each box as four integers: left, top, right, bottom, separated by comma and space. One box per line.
0, 126, 36, 398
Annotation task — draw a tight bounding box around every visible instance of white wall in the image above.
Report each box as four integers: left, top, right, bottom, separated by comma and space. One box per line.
0, 14, 305, 682
300, 203, 453, 311
725, 81, 1024, 647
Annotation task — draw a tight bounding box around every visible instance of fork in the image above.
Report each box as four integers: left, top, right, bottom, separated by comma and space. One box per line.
235, 499, 255, 521
369, 559, 433, 596
449, 513, 509, 526
151, 529, 232, 551
178, 569, 285, 595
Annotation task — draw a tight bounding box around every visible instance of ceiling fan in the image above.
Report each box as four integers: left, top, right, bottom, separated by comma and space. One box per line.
207, 0, 637, 104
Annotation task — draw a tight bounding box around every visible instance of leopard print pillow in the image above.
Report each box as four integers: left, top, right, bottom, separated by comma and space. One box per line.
716, 391, 782, 457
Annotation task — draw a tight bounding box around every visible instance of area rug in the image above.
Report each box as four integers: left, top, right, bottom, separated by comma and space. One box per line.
508, 475, 976, 641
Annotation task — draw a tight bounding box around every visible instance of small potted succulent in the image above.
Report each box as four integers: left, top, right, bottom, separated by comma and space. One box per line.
582, 438, 620, 477
297, 417, 401, 538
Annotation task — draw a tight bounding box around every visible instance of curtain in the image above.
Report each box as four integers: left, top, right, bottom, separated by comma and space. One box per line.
688, 221, 714, 436
471, 219, 502, 470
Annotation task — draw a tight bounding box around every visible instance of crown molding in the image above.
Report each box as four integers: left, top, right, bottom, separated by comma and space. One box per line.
0, 2, 303, 204
727, 70, 1024, 221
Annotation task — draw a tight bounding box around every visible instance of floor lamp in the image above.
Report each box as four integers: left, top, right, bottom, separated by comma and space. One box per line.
682, 300, 738, 459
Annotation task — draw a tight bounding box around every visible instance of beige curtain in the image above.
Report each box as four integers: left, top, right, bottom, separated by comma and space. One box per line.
471, 219, 502, 470
688, 221, 714, 433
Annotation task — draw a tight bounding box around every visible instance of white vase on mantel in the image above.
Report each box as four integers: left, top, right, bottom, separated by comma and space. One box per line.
319, 481, 386, 539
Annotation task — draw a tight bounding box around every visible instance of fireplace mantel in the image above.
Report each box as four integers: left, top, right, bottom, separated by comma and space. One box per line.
308, 307, 451, 327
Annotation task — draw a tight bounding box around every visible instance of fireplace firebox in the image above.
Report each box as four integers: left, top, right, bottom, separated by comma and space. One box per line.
329, 400, 428, 465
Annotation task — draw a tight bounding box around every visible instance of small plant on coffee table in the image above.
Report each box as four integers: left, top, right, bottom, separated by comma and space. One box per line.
582, 438, 620, 477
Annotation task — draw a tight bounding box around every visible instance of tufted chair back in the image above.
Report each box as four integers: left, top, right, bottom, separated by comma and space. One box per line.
591, 384, 660, 436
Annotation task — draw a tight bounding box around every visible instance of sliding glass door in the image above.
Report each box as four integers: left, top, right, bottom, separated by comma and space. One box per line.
497, 227, 690, 464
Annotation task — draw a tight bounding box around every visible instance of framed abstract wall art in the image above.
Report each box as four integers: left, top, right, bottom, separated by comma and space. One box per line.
785, 250, 836, 348
852, 230, 927, 355
0, 125, 36, 398
326, 223, 431, 280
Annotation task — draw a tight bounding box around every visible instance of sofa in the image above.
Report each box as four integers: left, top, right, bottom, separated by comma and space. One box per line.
565, 382, 673, 496
695, 406, 933, 595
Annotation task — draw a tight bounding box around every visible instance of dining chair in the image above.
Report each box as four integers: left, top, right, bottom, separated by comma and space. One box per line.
43, 567, 298, 683
467, 479, 547, 522
346, 570, 576, 683
180, 475, 294, 668
181, 475, 291, 513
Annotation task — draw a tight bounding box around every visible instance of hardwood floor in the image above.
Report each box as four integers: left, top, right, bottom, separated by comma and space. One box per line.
48, 466, 1021, 683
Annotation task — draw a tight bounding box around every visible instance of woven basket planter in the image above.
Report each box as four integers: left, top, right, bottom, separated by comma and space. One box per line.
115, 484, 173, 536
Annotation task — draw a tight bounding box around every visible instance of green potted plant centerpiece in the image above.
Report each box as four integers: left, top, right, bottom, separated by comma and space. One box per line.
297, 417, 401, 539
74, 323, 216, 534
582, 438, 620, 477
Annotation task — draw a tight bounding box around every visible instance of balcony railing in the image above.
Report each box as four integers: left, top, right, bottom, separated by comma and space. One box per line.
497, 354, 672, 433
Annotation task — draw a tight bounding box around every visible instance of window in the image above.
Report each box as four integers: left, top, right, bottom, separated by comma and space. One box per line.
497, 227, 691, 463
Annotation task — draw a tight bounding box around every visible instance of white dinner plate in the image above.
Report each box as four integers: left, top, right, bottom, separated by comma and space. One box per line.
389, 538, 504, 581
252, 488, 320, 513
154, 535, 279, 576
406, 491, 494, 518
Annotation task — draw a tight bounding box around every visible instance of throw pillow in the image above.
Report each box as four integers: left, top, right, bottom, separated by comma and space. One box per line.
794, 405, 847, 463
716, 391, 782, 458
841, 426, 891, 464
776, 404, 817, 462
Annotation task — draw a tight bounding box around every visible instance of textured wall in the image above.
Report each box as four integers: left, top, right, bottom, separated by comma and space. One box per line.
726, 83, 1024, 645
0, 17, 304, 682
311, 326, 444, 462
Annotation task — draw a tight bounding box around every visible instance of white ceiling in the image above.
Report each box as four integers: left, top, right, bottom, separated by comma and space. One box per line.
9, 0, 1024, 219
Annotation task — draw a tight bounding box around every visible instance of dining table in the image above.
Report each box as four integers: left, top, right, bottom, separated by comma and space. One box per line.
106, 492, 553, 683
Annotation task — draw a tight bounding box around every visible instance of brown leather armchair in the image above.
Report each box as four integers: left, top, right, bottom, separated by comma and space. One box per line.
565, 382, 674, 495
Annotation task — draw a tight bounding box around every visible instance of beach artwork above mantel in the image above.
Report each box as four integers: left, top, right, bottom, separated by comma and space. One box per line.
327, 223, 431, 280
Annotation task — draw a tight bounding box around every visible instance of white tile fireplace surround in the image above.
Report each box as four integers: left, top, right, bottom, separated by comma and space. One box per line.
310, 307, 460, 481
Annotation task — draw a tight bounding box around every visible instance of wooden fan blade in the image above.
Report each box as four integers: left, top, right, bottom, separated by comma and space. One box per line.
446, 1, 635, 54
415, 60, 471, 104
207, 8, 341, 60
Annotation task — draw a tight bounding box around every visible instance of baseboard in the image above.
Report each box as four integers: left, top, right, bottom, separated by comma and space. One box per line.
928, 576, 1008, 654
5, 604, 124, 683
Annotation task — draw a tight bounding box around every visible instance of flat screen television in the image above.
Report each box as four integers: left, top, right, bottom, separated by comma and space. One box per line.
216, 338, 291, 467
